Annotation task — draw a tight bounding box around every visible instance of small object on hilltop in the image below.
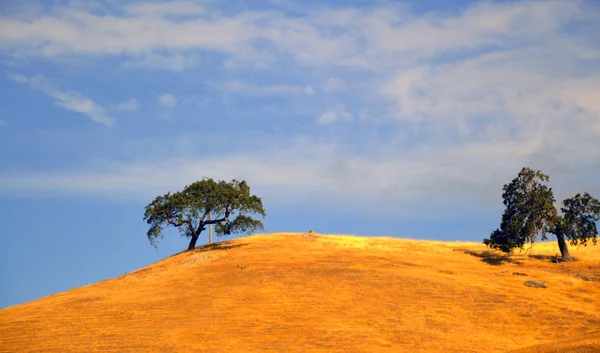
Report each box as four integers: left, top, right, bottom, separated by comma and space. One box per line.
237, 264, 246, 270
513, 272, 527, 276
302, 230, 315, 239
524, 280, 547, 288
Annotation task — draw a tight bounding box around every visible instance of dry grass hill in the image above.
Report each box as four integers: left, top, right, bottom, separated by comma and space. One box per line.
1, 233, 599, 352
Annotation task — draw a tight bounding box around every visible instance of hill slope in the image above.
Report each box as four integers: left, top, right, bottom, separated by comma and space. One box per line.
1, 233, 599, 352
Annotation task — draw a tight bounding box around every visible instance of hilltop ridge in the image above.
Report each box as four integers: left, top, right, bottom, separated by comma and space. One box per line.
1, 233, 599, 352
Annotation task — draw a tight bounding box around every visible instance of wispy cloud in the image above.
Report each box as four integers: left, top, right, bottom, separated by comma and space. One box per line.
8, 73, 115, 126
0, 5, 257, 66
380, 51, 600, 146
317, 106, 353, 125
0, 0, 599, 216
122, 0, 205, 17
222, 80, 315, 96
0, 1, 360, 68
124, 53, 200, 71
1, 0, 595, 70
1, 136, 597, 217
322, 78, 347, 93
159, 93, 178, 108
112, 99, 139, 111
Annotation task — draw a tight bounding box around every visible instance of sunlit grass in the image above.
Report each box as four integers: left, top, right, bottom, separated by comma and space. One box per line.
1, 233, 599, 352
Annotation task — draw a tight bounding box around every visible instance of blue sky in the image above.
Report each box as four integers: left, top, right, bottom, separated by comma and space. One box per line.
1, 0, 599, 309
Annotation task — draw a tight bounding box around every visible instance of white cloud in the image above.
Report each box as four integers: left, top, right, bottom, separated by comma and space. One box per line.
8, 73, 115, 126
0, 136, 596, 218
124, 53, 200, 71
123, 0, 205, 17
323, 78, 346, 92
317, 106, 353, 125
0, 8, 257, 63
0, 0, 593, 72
159, 93, 178, 108
358, 1, 592, 69
112, 99, 139, 111
222, 80, 315, 96
379, 50, 600, 147
561, 78, 600, 113
0, 1, 361, 68
1, 1, 599, 217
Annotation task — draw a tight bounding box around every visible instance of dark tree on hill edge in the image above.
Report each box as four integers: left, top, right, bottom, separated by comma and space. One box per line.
484, 167, 600, 262
144, 178, 266, 250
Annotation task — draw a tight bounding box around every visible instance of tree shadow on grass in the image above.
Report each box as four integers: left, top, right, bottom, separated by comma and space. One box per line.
167, 241, 250, 259
193, 241, 249, 253
527, 254, 566, 263
456, 249, 523, 266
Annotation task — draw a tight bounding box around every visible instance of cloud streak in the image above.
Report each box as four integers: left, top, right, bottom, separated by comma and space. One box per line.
0, 0, 599, 217
0, 135, 597, 217
322, 78, 347, 93
221, 80, 315, 96
1, 1, 595, 70
123, 53, 200, 71
123, 0, 206, 17
159, 94, 178, 108
317, 106, 353, 125
112, 99, 139, 111
8, 74, 115, 126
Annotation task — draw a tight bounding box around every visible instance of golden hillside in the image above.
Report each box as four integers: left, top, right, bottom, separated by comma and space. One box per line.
1, 233, 599, 352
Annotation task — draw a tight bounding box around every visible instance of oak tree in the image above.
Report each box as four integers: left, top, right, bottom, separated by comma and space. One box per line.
144, 178, 266, 250
554, 192, 600, 261
485, 167, 600, 261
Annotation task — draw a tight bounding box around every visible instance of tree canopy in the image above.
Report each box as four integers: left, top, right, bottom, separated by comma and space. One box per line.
558, 193, 600, 248
144, 178, 266, 250
485, 167, 600, 261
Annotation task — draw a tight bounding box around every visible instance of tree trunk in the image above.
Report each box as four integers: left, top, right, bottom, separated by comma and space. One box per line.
188, 235, 199, 250
209, 211, 213, 245
556, 232, 573, 262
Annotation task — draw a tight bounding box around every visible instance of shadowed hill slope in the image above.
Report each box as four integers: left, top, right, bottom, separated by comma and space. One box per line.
1, 233, 599, 352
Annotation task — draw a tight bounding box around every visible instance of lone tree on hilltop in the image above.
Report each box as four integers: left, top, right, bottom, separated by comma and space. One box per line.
485, 167, 600, 262
144, 178, 266, 250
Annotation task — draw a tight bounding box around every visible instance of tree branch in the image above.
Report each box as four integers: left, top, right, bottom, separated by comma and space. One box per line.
203, 204, 232, 225
167, 219, 185, 227
204, 217, 228, 225
200, 211, 209, 223
167, 217, 194, 236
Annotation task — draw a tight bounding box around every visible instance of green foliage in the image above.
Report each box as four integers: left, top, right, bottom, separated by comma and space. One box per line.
486, 168, 556, 253
144, 178, 266, 249
485, 168, 600, 258
559, 192, 600, 247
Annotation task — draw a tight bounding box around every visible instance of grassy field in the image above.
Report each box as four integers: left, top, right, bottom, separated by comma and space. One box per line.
1, 233, 599, 352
